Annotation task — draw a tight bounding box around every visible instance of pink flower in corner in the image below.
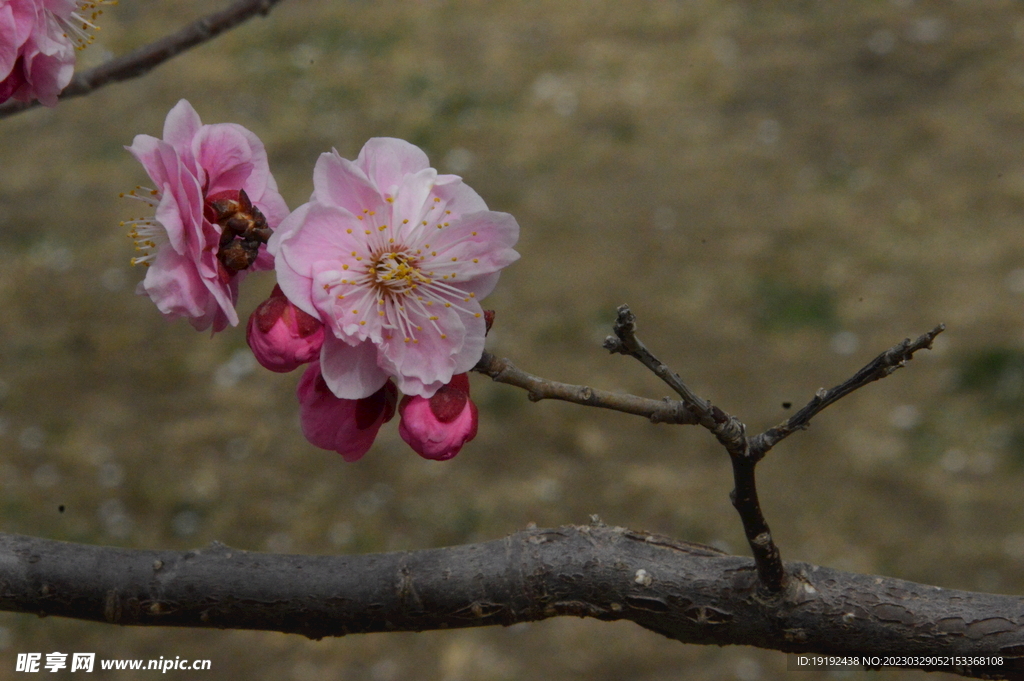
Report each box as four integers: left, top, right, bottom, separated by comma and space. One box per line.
247, 285, 324, 373
122, 99, 289, 332
270, 138, 519, 400
296, 361, 397, 462
398, 373, 478, 461
0, 1, 112, 107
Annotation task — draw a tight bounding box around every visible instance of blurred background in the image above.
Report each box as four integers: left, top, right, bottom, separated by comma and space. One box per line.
2, 0, 1023, 678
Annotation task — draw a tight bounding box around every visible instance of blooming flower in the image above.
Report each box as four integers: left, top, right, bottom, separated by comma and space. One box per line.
270, 138, 519, 400
0, 1, 112, 107
398, 373, 478, 461
296, 361, 397, 462
122, 99, 289, 332
247, 284, 324, 373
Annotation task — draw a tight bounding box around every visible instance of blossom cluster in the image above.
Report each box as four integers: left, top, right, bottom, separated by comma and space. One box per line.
0, 0, 112, 107
124, 101, 519, 461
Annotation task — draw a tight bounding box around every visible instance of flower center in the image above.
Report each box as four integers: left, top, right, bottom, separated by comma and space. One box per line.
371, 252, 431, 296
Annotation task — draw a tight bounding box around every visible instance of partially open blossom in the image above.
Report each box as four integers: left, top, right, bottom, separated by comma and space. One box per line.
270, 137, 519, 400
297, 361, 397, 462
398, 373, 478, 461
122, 99, 289, 332
247, 285, 324, 372
0, 1, 112, 107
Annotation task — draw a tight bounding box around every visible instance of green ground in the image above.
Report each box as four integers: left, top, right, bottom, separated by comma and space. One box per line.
2, 1, 1024, 679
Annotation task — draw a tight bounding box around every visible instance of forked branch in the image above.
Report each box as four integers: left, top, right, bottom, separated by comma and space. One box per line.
495, 304, 943, 594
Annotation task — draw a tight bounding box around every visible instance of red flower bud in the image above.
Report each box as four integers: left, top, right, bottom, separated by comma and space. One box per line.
296, 361, 397, 462
398, 373, 478, 461
247, 285, 324, 372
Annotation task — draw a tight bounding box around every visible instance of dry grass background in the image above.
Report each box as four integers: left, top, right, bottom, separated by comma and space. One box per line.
2, 0, 1024, 679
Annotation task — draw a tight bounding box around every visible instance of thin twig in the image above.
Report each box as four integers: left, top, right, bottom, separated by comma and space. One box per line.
0, 0, 286, 119
748, 324, 945, 462
472, 351, 698, 425
603, 305, 715, 426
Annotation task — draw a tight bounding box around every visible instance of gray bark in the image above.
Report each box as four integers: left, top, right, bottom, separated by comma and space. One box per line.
1, 524, 1022, 678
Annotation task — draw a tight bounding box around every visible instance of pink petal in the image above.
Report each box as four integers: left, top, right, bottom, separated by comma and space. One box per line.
0, 1, 74, 107
355, 137, 430, 194
152, 186, 187, 254
199, 249, 240, 328
449, 309, 488, 375
0, 57, 26, 104
391, 167, 439, 242
312, 270, 379, 341
377, 304, 466, 397
162, 99, 203, 156
20, 30, 72, 106
8, 2, 39, 45
250, 169, 290, 229
286, 203, 368, 261
428, 210, 520, 262
267, 202, 317, 315
273, 203, 369, 320
124, 134, 164, 182
452, 271, 502, 301
194, 123, 255, 195
153, 148, 211, 261
319, 334, 389, 400
311, 150, 382, 216
429, 174, 488, 220
140, 245, 215, 322
0, 5, 21, 77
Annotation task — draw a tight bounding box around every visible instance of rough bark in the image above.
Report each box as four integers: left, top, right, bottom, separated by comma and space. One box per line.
1, 525, 1021, 678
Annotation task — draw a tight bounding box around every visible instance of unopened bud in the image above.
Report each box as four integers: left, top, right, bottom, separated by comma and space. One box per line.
296, 361, 397, 462
247, 285, 324, 372
398, 373, 478, 461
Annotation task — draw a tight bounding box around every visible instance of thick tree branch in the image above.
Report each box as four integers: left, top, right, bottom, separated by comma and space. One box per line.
0, 526, 1021, 679
0, 0, 286, 119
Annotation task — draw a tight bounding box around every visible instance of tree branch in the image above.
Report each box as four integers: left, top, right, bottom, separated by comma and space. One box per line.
0, 0, 286, 119
593, 305, 945, 595
472, 351, 699, 425
748, 323, 946, 461
1, 526, 1020, 679
602, 304, 786, 591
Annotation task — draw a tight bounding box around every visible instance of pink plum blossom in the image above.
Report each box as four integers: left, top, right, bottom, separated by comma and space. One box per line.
0, 1, 111, 107
270, 138, 519, 400
398, 373, 478, 461
247, 285, 324, 372
296, 361, 397, 462
123, 99, 289, 332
